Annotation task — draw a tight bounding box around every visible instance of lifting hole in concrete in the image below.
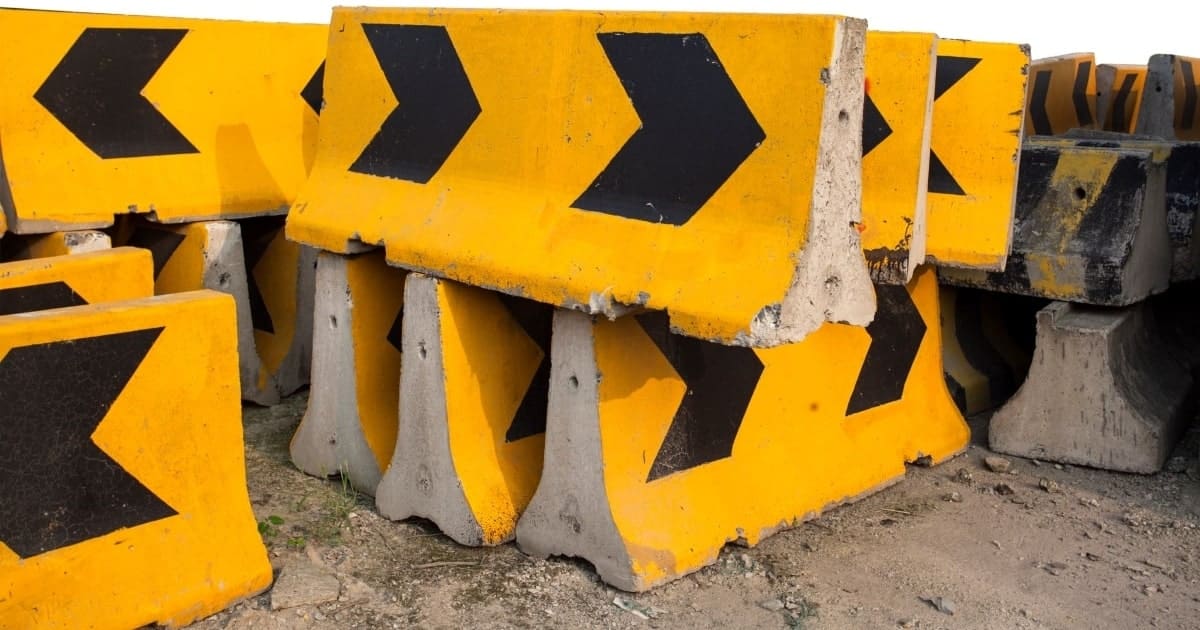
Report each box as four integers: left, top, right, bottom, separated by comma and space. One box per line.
568, 375, 579, 389
1073, 187, 1087, 200
329, 315, 337, 329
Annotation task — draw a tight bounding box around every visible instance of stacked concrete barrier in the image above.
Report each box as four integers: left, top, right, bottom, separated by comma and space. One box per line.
0, 7, 324, 404
0, 251, 270, 628
284, 6, 1032, 590
950, 54, 1200, 473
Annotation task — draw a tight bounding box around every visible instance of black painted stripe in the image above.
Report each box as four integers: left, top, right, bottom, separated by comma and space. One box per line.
0, 282, 88, 316
350, 24, 481, 183
1029, 69, 1053, 136
126, 226, 185, 279
0, 327, 175, 558
927, 150, 966, 196
862, 92, 893, 156
934, 56, 981, 99
302, 60, 326, 116
1108, 73, 1137, 132
573, 33, 765, 226
239, 217, 284, 335
638, 311, 763, 482
1073, 60, 1095, 127
498, 294, 552, 443
34, 28, 197, 159
845, 284, 927, 415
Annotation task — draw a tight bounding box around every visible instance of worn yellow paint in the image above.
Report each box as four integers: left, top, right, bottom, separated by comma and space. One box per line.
924, 40, 1029, 270
1100, 64, 1147, 133
0, 247, 153, 306
1025, 53, 1097, 136
861, 31, 936, 284
3, 230, 112, 260
288, 7, 865, 345
0, 9, 325, 233
250, 223, 302, 390
347, 250, 406, 470
0, 291, 271, 628
438, 280, 546, 545
589, 266, 966, 588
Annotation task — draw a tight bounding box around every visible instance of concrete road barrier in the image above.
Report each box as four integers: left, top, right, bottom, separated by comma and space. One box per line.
0, 291, 271, 628
287, 7, 875, 347
0, 247, 153, 315
0, 8, 326, 232
516, 266, 967, 591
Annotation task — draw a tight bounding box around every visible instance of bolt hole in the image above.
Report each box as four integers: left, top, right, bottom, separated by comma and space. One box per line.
1074, 186, 1087, 200
568, 375, 579, 389
218, 272, 231, 288
329, 315, 337, 328
838, 110, 849, 122
418, 342, 427, 359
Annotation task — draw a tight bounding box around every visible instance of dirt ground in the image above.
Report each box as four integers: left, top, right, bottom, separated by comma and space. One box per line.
190, 392, 1200, 630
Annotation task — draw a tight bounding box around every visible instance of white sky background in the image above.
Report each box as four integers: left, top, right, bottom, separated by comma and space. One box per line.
4, 0, 1192, 64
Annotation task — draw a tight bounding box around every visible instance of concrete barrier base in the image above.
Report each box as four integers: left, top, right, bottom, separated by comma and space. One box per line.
290, 250, 406, 495
989, 300, 1193, 473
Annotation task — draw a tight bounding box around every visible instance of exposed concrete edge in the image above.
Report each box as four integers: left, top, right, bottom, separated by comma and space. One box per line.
903, 36, 938, 284
198, 221, 268, 404
989, 301, 1192, 473
515, 309, 636, 591
1120, 153, 1172, 301
1135, 54, 1176, 139
376, 273, 485, 545
748, 17, 875, 346
290, 252, 378, 489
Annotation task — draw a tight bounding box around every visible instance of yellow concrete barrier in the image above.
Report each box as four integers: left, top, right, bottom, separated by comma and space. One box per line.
287, 7, 875, 347
0, 291, 271, 628
924, 39, 1029, 271
517, 266, 967, 591
860, 31, 937, 284
0, 8, 326, 233
1, 230, 111, 260
1025, 53, 1098, 136
376, 273, 550, 545
291, 250, 407, 494
0, 247, 153, 315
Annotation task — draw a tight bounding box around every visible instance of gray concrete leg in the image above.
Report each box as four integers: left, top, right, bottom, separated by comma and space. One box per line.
514, 309, 635, 591
989, 300, 1193, 473
196, 221, 265, 405
375, 273, 485, 545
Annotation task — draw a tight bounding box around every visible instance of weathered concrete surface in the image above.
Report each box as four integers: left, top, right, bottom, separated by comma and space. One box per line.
1136, 54, 1200, 141
290, 250, 405, 495
942, 139, 1171, 305
376, 273, 549, 546
517, 267, 967, 591
0, 229, 111, 260
989, 300, 1193, 473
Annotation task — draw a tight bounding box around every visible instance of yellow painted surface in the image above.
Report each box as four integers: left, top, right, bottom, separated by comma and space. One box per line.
861, 31, 936, 283
0, 247, 153, 306
348, 250, 407, 470
1025, 54, 1097, 136
0, 9, 326, 232
251, 226, 301, 390
1172, 56, 1200, 141
0, 291, 270, 628
1101, 65, 1146, 133
925, 40, 1029, 270
121, 222, 209, 293
288, 8, 859, 344
4, 230, 112, 259
439, 280, 546, 545
591, 266, 967, 588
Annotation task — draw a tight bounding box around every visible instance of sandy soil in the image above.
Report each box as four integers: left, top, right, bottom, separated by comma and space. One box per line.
189, 393, 1200, 630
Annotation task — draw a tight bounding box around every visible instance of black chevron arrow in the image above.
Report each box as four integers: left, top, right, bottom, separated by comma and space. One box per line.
498, 295, 552, 443
1073, 60, 1094, 127
637, 311, 764, 482
350, 24, 481, 183
845, 284, 926, 415
35, 28, 197, 159
1108, 73, 1138, 132
0, 328, 176, 558
387, 304, 404, 353
1028, 70, 1053, 135
0, 282, 87, 316
239, 218, 281, 335
928, 55, 981, 195
573, 33, 765, 226
1180, 60, 1196, 130
126, 226, 186, 279
302, 60, 326, 116
862, 92, 893, 156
